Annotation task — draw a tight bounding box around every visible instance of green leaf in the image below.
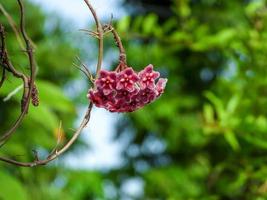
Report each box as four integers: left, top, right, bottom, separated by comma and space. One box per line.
243, 134, 267, 150
203, 104, 214, 124
245, 0, 265, 16
256, 116, 267, 132
224, 130, 240, 151
132, 15, 143, 32
142, 14, 158, 35
0, 172, 28, 200
26, 104, 58, 131
117, 16, 131, 33
204, 91, 225, 120
170, 31, 191, 41
0, 78, 22, 102
37, 80, 75, 113
226, 95, 240, 113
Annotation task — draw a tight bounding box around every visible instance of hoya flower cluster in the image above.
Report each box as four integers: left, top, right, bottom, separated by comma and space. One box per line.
88, 64, 167, 112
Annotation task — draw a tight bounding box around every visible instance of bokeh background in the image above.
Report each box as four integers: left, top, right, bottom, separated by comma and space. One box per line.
1, 0, 267, 199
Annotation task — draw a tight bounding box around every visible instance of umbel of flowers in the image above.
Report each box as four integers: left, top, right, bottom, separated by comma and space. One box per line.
88, 64, 167, 112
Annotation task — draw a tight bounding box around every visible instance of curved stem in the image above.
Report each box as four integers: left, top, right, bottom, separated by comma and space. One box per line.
107, 25, 127, 64
0, 103, 93, 167
84, 0, 104, 79
17, 0, 36, 110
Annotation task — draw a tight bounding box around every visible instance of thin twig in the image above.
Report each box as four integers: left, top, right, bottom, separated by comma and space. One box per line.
79, 29, 99, 38
104, 24, 127, 65
74, 56, 94, 83
84, 0, 104, 79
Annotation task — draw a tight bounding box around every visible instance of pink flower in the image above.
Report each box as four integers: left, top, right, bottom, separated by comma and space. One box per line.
108, 99, 127, 112
137, 88, 158, 104
96, 70, 117, 95
116, 68, 139, 92
124, 98, 142, 112
88, 64, 167, 113
138, 64, 160, 89
156, 78, 168, 97
87, 89, 104, 107
88, 89, 115, 108
115, 88, 139, 103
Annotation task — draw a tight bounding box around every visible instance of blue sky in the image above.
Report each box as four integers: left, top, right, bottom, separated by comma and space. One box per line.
30, 0, 125, 27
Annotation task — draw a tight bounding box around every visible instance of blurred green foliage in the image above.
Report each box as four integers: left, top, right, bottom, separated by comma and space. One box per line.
110, 0, 267, 199
1, 0, 267, 199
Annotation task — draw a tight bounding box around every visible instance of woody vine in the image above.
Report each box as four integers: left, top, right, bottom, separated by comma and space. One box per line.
0, 0, 167, 167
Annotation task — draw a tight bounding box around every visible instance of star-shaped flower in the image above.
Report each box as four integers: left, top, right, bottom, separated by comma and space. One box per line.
116, 68, 139, 92
138, 64, 160, 90
95, 70, 117, 95
115, 88, 139, 103
156, 78, 168, 97
137, 88, 158, 104
88, 89, 115, 108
